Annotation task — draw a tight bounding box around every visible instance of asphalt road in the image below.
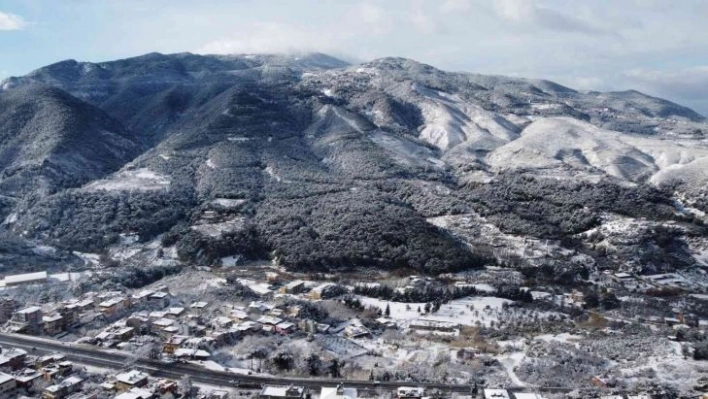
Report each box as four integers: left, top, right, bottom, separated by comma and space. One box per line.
0, 332, 481, 395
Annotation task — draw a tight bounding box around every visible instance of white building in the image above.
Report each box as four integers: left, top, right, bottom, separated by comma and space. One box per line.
321, 384, 357, 399
5, 271, 48, 287
0, 373, 15, 396
483, 390, 510, 399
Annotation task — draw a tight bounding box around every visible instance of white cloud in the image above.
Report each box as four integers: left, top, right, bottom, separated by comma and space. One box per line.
624, 67, 708, 100
441, 0, 473, 13
0, 11, 26, 31
355, 3, 391, 35
196, 22, 338, 55
491, 0, 607, 35
408, 1, 439, 35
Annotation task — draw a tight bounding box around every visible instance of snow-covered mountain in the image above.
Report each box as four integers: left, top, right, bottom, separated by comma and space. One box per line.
1, 52, 707, 276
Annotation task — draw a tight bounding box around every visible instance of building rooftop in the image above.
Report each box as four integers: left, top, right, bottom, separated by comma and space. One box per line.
484, 389, 510, 399
132, 290, 154, 299
62, 376, 83, 385
168, 307, 185, 315
321, 385, 357, 399
261, 385, 306, 397
115, 370, 148, 385
98, 297, 125, 308
285, 280, 305, 289
43, 314, 64, 323
5, 271, 47, 285
257, 315, 283, 325
276, 321, 295, 329
16, 306, 42, 314
0, 372, 12, 384
514, 394, 548, 399
152, 318, 174, 327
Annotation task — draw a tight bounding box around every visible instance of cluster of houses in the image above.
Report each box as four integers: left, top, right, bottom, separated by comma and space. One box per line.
0, 348, 227, 399
0, 348, 85, 398
1, 286, 171, 337
10, 282, 372, 364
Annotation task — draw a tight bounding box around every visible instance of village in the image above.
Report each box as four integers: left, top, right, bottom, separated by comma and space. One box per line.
0, 260, 704, 399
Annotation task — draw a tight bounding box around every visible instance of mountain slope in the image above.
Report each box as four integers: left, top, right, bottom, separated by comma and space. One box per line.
0, 86, 142, 198
1, 52, 707, 275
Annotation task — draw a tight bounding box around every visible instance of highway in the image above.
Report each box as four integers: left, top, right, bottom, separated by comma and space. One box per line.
0, 333, 480, 395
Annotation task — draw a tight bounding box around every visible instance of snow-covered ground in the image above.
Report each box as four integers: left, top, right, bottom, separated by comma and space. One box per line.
357, 297, 426, 320
85, 168, 170, 192
191, 217, 246, 237
210, 198, 246, 209
423, 297, 513, 328
485, 117, 708, 184
357, 295, 514, 328
72, 251, 101, 267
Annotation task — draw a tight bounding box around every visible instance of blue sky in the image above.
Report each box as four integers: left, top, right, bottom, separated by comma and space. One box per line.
2, 0, 708, 115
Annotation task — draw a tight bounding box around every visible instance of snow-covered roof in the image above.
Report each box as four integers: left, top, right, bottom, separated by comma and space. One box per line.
16, 306, 42, 314
115, 370, 148, 385
152, 318, 174, 327
62, 376, 83, 385
5, 271, 47, 285
0, 372, 12, 384
483, 389, 510, 399
132, 290, 154, 299
149, 310, 168, 319
167, 307, 185, 315
127, 388, 153, 399
43, 314, 63, 323
321, 386, 357, 399
514, 394, 547, 399
76, 299, 94, 307
285, 280, 305, 288
276, 321, 295, 329
191, 301, 209, 309
261, 385, 305, 397
257, 315, 282, 325
98, 297, 125, 308
214, 316, 233, 326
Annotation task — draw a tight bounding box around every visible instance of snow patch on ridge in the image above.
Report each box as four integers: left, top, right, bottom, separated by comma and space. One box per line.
84, 168, 171, 192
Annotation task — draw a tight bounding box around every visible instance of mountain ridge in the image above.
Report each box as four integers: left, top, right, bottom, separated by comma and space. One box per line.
1, 52, 707, 277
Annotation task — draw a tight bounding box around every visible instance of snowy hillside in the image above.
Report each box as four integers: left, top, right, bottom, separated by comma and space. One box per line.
1, 52, 707, 275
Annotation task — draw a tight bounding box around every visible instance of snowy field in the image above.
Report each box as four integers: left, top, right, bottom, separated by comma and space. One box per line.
85, 168, 170, 191
423, 297, 513, 327
191, 217, 246, 237
357, 296, 514, 328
